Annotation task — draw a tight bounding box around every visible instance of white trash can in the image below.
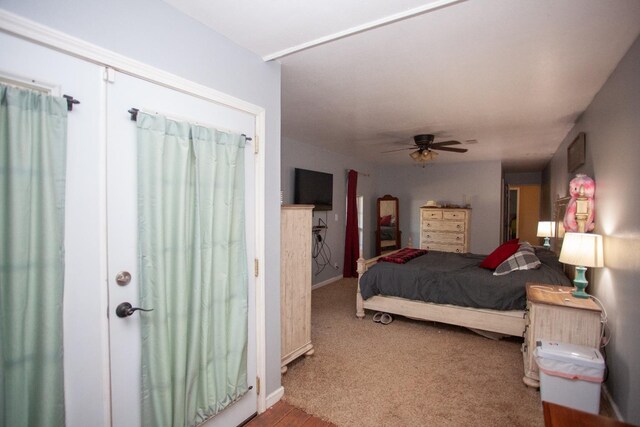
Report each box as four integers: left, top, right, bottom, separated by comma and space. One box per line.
534, 340, 605, 414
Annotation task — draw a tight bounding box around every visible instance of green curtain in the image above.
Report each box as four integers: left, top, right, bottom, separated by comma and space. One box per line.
136, 112, 248, 427
0, 84, 68, 426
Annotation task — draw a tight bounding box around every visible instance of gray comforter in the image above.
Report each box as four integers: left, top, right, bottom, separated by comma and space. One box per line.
359, 248, 571, 310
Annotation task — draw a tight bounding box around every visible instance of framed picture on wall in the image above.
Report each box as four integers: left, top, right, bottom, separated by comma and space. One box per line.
567, 132, 586, 173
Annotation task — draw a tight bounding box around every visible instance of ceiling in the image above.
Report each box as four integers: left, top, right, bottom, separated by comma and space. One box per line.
163, 0, 640, 171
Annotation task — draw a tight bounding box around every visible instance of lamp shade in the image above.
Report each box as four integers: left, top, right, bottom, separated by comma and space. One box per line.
536, 221, 555, 238
559, 232, 604, 268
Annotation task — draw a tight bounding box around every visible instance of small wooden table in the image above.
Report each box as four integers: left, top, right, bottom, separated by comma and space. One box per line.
543, 401, 632, 427
522, 283, 602, 387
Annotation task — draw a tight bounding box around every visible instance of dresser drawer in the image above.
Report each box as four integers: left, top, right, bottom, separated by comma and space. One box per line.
423, 220, 466, 232
422, 242, 465, 253
443, 210, 466, 220
422, 210, 442, 220
423, 231, 465, 244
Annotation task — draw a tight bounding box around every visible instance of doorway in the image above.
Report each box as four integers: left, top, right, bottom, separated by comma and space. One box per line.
507, 187, 520, 240
505, 185, 541, 244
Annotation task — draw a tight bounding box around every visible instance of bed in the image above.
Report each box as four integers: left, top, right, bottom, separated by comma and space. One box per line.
356, 246, 571, 336
357, 194, 582, 337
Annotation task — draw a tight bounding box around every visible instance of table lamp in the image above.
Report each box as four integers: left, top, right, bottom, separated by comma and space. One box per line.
536, 221, 555, 249
559, 232, 604, 298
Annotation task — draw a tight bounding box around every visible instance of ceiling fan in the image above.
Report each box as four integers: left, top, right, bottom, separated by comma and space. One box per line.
383, 134, 468, 162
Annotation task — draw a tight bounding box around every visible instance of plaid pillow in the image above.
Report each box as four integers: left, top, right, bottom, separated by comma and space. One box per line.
493, 242, 541, 276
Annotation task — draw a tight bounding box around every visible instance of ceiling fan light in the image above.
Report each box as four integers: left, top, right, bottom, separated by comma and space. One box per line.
412, 150, 438, 162
421, 150, 436, 161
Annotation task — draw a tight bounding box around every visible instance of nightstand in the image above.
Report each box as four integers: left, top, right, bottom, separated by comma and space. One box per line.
522, 283, 603, 388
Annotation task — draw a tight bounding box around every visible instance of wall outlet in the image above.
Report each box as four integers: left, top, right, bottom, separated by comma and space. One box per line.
333, 262, 339, 269
334, 213, 339, 222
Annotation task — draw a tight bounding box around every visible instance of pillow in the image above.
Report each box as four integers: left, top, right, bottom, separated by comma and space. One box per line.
493, 242, 541, 276
534, 246, 564, 273
479, 239, 519, 269
380, 215, 392, 226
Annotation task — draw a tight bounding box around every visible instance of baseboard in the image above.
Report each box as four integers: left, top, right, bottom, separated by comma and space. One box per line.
265, 386, 284, 410
602, 384, 624, 421
312, 274, 342, 290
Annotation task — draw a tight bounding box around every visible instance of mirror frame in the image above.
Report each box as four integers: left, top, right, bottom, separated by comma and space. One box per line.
375, 194, 401, 255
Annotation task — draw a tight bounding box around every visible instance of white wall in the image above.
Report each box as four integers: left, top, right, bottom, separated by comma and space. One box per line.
545, 35, 640, 424
1, 0, 283, 417
378, 161, 503, 255
281, 138, 378, 285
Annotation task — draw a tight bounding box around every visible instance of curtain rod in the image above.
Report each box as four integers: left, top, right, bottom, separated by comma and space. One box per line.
1, 77, 79, 111
347, 169, 370, 177
62, 95, 79, 111
127, 107, 252, 141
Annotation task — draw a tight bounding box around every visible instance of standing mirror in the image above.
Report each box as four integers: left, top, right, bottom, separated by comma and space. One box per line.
376, 195, 401, 255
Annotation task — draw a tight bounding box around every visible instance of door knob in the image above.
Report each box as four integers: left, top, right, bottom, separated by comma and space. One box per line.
115, 271, 132, 286
115, 302, 153, 318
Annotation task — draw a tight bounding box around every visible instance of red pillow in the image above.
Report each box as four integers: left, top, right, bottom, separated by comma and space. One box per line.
380, 215, 392, 226
480, 239, 519, 269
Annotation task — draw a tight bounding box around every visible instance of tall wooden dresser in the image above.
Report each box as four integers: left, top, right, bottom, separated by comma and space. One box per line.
280, 205, 314, 373
419, 207, 471, 253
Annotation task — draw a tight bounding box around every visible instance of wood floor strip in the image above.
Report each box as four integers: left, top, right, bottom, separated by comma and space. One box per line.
276, 407, 311, 426
244, 401, 293, 426
301, 417, 335, 427
243, 400, 336, 427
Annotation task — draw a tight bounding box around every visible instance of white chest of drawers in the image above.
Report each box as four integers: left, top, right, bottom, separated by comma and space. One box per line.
419, 207, 470, 253
280, 205, 315, 373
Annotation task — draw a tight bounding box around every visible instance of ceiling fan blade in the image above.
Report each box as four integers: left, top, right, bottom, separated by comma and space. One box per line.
381, 147, 415, 153
431, 140, 462, 147
432, 146, 468, 153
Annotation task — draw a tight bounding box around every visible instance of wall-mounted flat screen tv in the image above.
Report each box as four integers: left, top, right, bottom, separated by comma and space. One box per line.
294, 168, 333, 211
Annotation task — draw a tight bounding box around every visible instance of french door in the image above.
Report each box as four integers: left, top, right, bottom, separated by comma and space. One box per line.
106, 70, 257, 427
1, 30, 258, 427
1, 30, 109, 426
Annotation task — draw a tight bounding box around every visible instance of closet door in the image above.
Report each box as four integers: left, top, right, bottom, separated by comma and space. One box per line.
106, 70, 257, 427
1, 29, 258, 426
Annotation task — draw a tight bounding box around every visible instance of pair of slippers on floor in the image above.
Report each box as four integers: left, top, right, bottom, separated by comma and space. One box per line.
372, 311, 393, 325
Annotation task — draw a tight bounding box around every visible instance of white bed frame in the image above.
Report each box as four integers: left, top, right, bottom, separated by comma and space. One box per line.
355, 253, 527, 337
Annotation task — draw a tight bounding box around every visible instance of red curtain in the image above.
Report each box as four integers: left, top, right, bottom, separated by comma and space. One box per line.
343, 170, 359, 277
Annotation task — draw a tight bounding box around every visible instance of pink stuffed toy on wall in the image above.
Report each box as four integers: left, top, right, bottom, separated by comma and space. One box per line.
563, 174, 596, 232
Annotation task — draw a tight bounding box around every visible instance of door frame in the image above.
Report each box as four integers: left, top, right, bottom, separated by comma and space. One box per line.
507, 186, 520, 240
0, 8, 268, 419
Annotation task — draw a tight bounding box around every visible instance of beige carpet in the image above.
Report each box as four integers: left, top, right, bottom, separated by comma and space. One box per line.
281, 278, 544, 427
